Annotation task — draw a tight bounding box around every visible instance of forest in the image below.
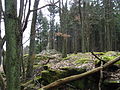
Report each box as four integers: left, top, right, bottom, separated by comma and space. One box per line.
0, 0, 120, 90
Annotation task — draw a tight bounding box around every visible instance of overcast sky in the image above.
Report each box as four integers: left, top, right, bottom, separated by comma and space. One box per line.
1, 0, 72, 48
1, 0, 60, 48
23, 0, 61, 47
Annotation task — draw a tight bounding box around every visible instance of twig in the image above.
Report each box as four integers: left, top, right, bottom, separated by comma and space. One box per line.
30, 0, 59, 12
22, 0, 59, 32
22, 37, 30, 45
91, 52, 106, 63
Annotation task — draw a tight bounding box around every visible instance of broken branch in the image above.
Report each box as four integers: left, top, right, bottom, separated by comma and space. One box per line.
91, 52, 106, 63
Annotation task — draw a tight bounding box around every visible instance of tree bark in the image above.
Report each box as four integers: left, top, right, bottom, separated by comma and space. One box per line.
26, 0, 39, 79
39, 56, 120, 90
104, 0, 113, 51
4, 0, 21, 89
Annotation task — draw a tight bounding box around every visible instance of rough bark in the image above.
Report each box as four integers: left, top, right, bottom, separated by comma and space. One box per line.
26, 0, 39, 79
61, 1, 68, 58
0, 0, 4, 66
0, 0, 2, 65
39, 56, 120, 90
4, 0, 20, 90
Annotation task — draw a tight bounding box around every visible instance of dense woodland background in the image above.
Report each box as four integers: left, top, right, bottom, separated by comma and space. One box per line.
0, 0, 120, 90
27, 0, 120, 56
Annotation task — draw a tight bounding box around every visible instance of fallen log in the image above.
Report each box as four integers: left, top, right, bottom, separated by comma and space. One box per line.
39, 56, 120, 90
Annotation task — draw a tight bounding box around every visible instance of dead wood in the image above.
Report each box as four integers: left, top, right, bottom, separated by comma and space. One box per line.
39, 56, 120, 90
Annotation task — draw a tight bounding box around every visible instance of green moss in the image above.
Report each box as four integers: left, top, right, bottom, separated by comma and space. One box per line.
74, 58, 89, 64
23, 54, 28, 57
92, 52, 105, 55
63, 56, 71, 60
34, 76, 42, 81
104, 80, 120, 83
41, 70, 62, 85
33, 64, 41, 68
102, 51, 120, 64
41, 67, 86, 86
104, 51, 117, 56
21, 80, 33, 87
63, 53, 77, 60
35, 55, 49, 61
69, 79, 86, 89
115, 61, 120, 64
102, 56, 116, 61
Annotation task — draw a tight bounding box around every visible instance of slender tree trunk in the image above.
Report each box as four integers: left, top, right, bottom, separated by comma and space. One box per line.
47, 30, 53, 50
62, 38, 67, 57
104, 0, 113, 51
0, 0, 2, 66
4, 0, 21, 89
80, 1, 90, 52
74, 31, 77, 54
26, 0, 39, 79
80, 1, 88, 52
61, 1, 68, 58
58, 0, 62, 52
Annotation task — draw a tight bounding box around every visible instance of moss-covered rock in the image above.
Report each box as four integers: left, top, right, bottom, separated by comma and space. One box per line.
41, 70, 62, 85
103, 80, 120, 90
100, 51, 120, 64
40, 67, 100, 90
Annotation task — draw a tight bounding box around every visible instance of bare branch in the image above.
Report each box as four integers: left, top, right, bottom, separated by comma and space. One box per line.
19, 0, 24, 20
30, 0, 59, 12
1, 35, 6, 48
22, 37, 30, 45
23, 0, 28, 23
22, 0, 31, 32
91, 52, 106, 63
22, 0, 59, 32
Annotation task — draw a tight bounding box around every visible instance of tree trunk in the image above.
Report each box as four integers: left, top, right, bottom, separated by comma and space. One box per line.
74, 31, 78, 54
26, 0, 39, 79
62, 38, 67, 58
0, 0, 3, 66
58, 0, 63, 52
61, 1, 68, 58
4, 0, 20, 89
104, 0, 113, 51
81, 1, 90, 52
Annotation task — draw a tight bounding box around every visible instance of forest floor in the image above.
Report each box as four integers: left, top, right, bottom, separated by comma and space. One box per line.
1, 50, 120, 89
34, 50, 120, 83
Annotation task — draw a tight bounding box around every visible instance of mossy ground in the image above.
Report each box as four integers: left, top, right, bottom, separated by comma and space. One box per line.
23, 51, 120, 90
